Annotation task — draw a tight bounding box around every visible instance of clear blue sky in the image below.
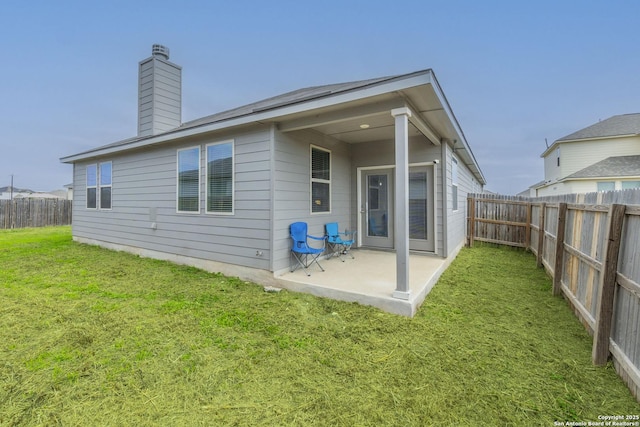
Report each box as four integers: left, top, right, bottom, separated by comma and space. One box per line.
1, 0, 638, 194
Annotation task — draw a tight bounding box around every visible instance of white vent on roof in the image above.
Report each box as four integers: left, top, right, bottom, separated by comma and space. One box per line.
151, 44, 169, 60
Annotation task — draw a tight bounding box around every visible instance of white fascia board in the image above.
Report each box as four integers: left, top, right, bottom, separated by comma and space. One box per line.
61, 72, 434, 163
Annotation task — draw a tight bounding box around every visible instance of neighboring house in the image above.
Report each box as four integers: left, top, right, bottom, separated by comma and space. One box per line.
0, 186, 31, 200
14, 192, 65, 199
63, 183, 74, 200
0, 186, 68, 200
534, 113, 640, 196
60, 45, 485, 306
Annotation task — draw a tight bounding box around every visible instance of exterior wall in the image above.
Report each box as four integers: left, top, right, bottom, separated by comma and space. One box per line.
543, 136, 640, 183
272, 129, 352, 273
350, 136, 443, 255
538, 178, 640, 196
72, 125, 272, 270
543, 146, 562, 182
536, 180, 575, 196
445, 143, 476, 256
561, 136, 640, 178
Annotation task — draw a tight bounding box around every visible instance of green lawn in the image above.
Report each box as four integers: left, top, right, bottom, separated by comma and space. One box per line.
0, 227, 638, 426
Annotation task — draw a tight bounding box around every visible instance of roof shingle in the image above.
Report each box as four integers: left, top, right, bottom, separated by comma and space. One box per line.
565, 155, 640, 179
558, 113, 640, 142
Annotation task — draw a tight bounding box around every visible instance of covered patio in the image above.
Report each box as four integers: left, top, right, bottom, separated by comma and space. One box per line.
275, 248, 460, 316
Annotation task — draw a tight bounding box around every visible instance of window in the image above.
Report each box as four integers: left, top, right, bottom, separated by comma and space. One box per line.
452, 157, 459, 211
177, 147, 200, 212
86, 164, 97, 209
622, 181, 640, 190
86, 162, 112, 209
206, 141, 234, 213
99, 162, 112, 209
311, 146, 331, 213
556, 147, 561, 167
597, 181, 615, 192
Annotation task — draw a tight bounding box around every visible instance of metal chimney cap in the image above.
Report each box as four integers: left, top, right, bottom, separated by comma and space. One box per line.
151, 44, 169, 60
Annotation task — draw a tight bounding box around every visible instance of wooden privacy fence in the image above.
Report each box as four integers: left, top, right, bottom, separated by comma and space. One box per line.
468, 190, 640, 401
0, 199, 72, 229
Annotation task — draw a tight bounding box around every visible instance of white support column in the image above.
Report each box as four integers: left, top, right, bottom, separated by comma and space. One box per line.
391, 107, 411, 300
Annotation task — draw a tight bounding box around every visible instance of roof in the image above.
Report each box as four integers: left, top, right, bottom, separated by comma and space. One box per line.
559, 113, 640, 142
63, 73, 416, 158
564, 155, 640, 180
541, 113, 640, 158
60, 68, 485, 184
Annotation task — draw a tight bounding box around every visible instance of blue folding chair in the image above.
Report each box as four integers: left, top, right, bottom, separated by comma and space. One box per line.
325, 222, 356, 261
290, 222, 326, 276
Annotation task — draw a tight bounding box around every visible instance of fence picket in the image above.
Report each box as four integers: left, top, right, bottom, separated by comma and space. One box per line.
0, 199, 72, 229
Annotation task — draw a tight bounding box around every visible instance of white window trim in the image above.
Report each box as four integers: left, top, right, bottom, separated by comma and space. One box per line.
86, 164, 97, 210
310, 144, 331, 215
176, 146, 201, 214
452, 156, 459, 212
205, 140, 235, 216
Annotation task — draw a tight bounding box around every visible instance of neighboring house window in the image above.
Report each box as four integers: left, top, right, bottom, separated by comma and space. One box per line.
86, 164, 97, 209
622, 181, 640, 189
556, 147, 560, 167
206, 141, 234, 214
177, 147, 200, 212
99, 162, 112, 209
597, 182, 615, 192
452, 157, 459, 211
311, 146, 331, 213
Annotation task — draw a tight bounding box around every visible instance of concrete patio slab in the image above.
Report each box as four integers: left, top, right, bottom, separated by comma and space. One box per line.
274, 247, 460, 316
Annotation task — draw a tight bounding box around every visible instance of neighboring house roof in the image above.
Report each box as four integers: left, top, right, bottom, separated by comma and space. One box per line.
564, 155, 640, 180
558, 113, 640, 142
541, 113, 640, 158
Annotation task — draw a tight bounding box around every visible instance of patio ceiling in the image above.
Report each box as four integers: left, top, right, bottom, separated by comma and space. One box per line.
274, 82, 461, 149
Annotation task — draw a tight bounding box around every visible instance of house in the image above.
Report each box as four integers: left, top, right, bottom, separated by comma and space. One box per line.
60, 45, 485, 315
0, 186, 65, 200
534, 113, 640, 196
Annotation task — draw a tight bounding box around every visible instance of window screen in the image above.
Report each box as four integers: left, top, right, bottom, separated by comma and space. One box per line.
86, 164, 97, 209
311, 147, 330, 213
178, 148, 200, 212
207, 142, 233, 213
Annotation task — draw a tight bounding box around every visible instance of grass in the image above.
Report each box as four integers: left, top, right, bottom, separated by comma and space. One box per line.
0, 226, 638, 426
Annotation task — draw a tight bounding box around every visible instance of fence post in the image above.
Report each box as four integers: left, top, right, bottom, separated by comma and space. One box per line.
553, 203, 568, 296
468, 196, 475, 247
592, 203, 626, 365
525, 202, 532, 250
536, 203, 546, 267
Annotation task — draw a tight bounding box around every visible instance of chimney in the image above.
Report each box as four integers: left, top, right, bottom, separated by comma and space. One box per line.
138, 44, 182, 136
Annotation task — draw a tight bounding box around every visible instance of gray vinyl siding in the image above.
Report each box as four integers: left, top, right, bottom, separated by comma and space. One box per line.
72, 126, 272, 269
445, 143, 475, 254
351, 137, 443, 254
138, 57, 182, 137
272, 129, 352, 272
